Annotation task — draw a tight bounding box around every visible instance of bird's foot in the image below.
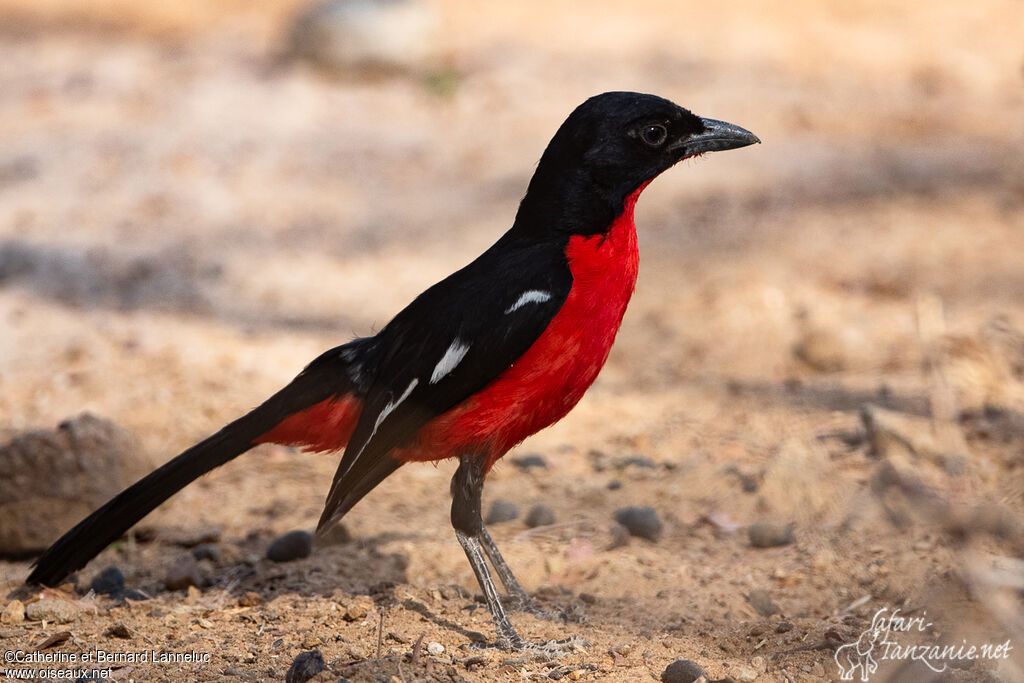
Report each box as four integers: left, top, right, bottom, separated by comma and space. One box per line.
464, 634, 590, 660
502, 635, 591, 662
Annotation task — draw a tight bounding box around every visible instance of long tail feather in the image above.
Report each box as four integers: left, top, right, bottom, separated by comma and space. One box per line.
27, 341, 370, 587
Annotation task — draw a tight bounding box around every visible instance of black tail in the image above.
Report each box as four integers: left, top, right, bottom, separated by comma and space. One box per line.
27, 341, 369, 587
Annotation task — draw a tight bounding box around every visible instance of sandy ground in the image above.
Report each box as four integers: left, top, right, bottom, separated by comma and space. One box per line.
1, 1, 1023, 681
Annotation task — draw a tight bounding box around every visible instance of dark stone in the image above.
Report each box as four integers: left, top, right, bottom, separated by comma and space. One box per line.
606, 480, 622, 490
267, 530, 313, 562
191, 544, 220, 562
748, 522, 795, 548
90, 566, 125, 595
285, 649, 327, 683
511, 454, 548, 470
613, 506, 663, 542
484, 500, 519, 525
661, 659, 707, 683
524, 504, 555, 528
746, 588, 778, 617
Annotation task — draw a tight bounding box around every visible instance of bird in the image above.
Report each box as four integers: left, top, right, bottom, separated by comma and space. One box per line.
27, 91, 758, 651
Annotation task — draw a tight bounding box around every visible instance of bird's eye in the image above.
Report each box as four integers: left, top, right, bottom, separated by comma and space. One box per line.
639, 124, 668, 147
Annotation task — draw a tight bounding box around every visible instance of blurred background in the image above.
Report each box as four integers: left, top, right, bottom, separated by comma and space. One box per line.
0, 1, 1022, 681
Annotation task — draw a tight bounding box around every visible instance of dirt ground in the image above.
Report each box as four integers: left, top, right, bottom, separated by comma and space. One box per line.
1, 1, 1023, 681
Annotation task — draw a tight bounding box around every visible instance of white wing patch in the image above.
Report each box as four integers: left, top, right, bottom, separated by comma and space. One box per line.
431, 338, 470, 384
505, 289, 552, 314
373, 378, 419, 433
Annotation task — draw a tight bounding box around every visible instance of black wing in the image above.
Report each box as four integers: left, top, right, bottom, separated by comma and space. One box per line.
318, 233, 572, 530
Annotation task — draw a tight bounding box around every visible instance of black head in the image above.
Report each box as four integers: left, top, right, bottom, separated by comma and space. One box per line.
513, 91, 759, 238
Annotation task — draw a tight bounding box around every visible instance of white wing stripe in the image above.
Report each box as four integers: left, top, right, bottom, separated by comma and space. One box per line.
430, 339, 470, 384
505, 289, 551, 314
374, 378, 419, 433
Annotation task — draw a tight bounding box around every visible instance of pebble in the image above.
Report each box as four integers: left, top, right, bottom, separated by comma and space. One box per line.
606, 480, 622, 490
342, 595, 374, 621
525, 504, 556, 528
775, 621, 793, 633
511, 454, 548, 470
25, 599, 78, 624
317, 523, 351, 547
426, 641, 445, 656
90, 566, 125, 595
613, 506, 663, 542
267, 530, 313, 562
484, 500, 519, 524
1, 600, 25, 624
747, 522, 795, 548
285, 649, 327, 683
191, 543, 220, 562
105, 622, 131, 639
164, 557, 203, 591
734, 665, 759, 681
746, 589, 778, 617
239, 591, 263, 607
661, 658, 706, 683
607, 523, 631, 549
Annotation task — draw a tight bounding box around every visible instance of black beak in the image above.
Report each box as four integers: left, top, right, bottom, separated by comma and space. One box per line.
671, 117, 760, 156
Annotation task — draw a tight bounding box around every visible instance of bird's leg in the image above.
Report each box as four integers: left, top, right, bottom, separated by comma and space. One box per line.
451, 454, 525, 650
478, 525, 539, 613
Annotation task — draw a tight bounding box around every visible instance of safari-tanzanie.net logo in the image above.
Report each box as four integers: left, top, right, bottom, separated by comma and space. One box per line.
835, 607, 1013, 681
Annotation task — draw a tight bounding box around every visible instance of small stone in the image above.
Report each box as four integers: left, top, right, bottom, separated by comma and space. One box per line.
734, 665, 759, 681
606, 480, 622, 490
746, 589, 778, 617
607, 523, 630, 550
239, 591, 263, 607
775, 621, 793, 633
25, 599, 78, 624
342, 595, 374, 621
747, 522, 795, 548
316, 523, 351, 547
613, 506, 663, 542
1, 600, 25, 624
267, 530, 313, 562
484, 500, 519, 524
661, 658, 707, 683
426, 642, 445, 656
164, 556, 203, 591
285, 649, 327, 683
90, 566, 125, 595
524, 504, 556, 528
105, 622, 131, 639
191, 543, 220, 562
511, 454, 548, 470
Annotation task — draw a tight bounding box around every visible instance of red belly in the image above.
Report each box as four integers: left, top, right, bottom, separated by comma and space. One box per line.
396, 185, 644, 470
260, 185, 645, 468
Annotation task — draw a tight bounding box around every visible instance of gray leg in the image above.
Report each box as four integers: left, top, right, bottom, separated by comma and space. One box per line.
451, 454, 525, 650
454, 530, 524, 650
478, 525, 537, 612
